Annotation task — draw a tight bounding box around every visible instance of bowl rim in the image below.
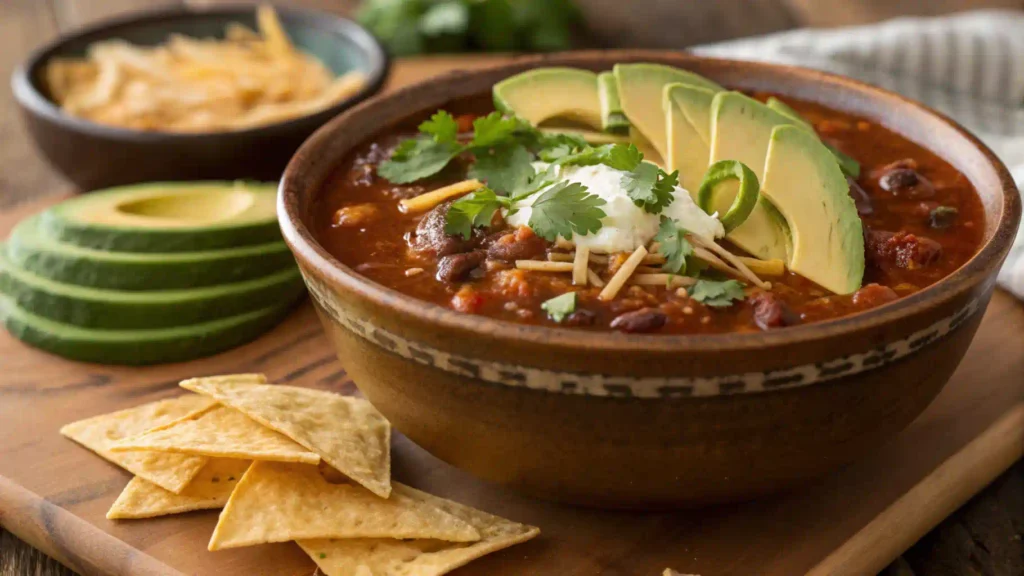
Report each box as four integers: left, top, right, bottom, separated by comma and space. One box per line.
9, 3, 390, 141
279, 51, 1021, 354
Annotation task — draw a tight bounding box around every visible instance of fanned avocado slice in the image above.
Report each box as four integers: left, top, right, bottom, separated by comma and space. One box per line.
0, 249, 304, 330
613, 63, 723, 163
767, 97, 862, 178
598, 72, 629, 134
6, 217, 295, 291
493, 68, 602, 129
667, 83, 718, 146
708, 91, 806, 261
664, 87, 710, 192
42, 181, 280, 253
762, 126, 864, 294
0, 293, 296, 366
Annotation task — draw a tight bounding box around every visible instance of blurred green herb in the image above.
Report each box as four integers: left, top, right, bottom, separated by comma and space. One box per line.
358, 0, 582, 56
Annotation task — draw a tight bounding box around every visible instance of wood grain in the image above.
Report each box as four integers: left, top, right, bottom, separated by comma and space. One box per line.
2, 2, 1023, 574
0, 190, 1022, 576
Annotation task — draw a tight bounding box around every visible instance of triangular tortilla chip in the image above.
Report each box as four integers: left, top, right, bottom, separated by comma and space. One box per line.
207, 461, 480, 551
111, 405, 321, 464
61, 395, 215, 493
180, 375, 391, 497
107, 459, 251, 520
297, 485, 539, 576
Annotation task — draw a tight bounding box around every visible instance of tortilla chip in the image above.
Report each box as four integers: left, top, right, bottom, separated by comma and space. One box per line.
297, 485, 539, 576
107, 458, 251, 520
110, 405, 321, 464
180, 375, 391, 497
207, 461, 480, 551
61, 395, 216, 493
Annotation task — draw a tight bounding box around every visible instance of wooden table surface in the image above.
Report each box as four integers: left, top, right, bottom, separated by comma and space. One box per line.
1, 1, 1021, 575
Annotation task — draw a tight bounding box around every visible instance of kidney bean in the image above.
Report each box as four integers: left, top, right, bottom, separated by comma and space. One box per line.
610, 308, 667, 333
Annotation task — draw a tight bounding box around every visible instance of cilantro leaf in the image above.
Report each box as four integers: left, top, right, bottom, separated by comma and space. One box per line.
621, 163, 677, 214
468, 144, 534, 195
604, 143, 643, 171
444, 186, 510, 239
528, 181, 607, 241
537, 132, 588, 161
419, 110, 459, 143
469, 112, 524, 149
653, 216, 694, 275
541, 292, 577, 322
689, 279, 746, 307
377, 137, 463, 184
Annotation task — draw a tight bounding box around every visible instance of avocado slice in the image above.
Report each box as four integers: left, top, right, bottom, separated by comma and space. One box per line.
0, 249, 304, 330
664, 89, 709, 192
708, 92, 807, 260
613, 63, 723, 162
762, 126, 864, 294
598, 72, 629, 134
0, 293, 295, 366
493, 68, 602, 129
766, 97, 814, 131
42, 181, 280, 253
667, 83, 718, 146
7, 217, 295, 291
663, 83, 718, 191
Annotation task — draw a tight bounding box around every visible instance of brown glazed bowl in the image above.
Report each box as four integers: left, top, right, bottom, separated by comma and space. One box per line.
280, 52, 1021, 509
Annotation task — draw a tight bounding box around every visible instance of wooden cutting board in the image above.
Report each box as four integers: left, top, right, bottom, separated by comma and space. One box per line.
2, 57, 1024, 576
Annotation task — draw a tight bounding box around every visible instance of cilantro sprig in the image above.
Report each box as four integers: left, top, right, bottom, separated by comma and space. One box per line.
689, 279, 746, 307
541, 292, 577, 322
653, 217, 694, 275
527, 181, 607, 241
443, 187, 512, 239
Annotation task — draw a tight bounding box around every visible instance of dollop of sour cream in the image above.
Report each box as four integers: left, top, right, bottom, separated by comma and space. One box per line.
504, 163, 724, 253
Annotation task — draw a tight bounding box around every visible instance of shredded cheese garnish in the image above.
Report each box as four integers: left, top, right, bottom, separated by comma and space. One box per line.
515, 260, 574, 272
688, 235, 771, 290
736, 257, 786, 277
547, 252, 574, 262
587, 269, 606, 288
399, 180, 483, 213
599, 246, 648, 301
630, 274, 697, 288
573, 246, 590, 286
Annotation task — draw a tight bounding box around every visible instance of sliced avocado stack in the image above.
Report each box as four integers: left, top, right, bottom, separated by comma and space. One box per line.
492, 64, 865, 295
1, 182, 304, 365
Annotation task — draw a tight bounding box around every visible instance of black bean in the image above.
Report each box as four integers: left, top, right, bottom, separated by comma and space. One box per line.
413, 200, 479, 257
610, 308, 667, 333
749, 292, 800, 331
564, 309, 597, 327
879, 168, 935, 199
436, 251, 486, 282
928, 206, 959, 229
486, 232, 547, 261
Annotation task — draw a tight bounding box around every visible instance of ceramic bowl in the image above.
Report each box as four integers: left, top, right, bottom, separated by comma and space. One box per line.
11, 5, 388, 191
279, 52, 1021, 509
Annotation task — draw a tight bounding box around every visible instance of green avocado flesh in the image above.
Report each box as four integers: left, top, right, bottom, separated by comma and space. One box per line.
709, 92, 806, 260
614, 63, 723, 164
766, 97, 814, 130
598, 72, 629, 134
7, 217, 295, 291
0, 249, 304, 330
762, 126, 864, 294
0, 293, 295, 366
493, 68, 603, 130
42, 181, 280, 253
663, 83, 716, 191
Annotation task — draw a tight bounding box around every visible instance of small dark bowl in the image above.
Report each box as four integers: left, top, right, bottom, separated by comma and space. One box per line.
11, 5, 388, 191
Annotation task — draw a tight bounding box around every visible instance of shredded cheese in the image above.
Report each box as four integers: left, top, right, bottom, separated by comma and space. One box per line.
547, 252, 574, 262
573, 246, 590, 286
642, 254, 667, 265
587, 269, 605, 288
398, 180, 482, 213
515, 260, 574, 272
588, 253, 609, 265
599, 246, 648, 301
689, 235, 771, 290
630, 274, 697, 288
736, 257, 786, 277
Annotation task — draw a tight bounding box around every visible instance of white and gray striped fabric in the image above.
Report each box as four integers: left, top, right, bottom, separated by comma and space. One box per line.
695, 10, 1024, 300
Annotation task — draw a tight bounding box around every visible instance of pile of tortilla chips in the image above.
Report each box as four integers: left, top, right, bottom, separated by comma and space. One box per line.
61, 373, 539, 575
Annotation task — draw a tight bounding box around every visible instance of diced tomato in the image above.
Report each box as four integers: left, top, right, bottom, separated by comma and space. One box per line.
451, 285, 485, 314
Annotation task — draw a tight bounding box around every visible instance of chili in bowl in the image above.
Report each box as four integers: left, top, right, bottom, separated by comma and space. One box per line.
280, 52, 1020, 508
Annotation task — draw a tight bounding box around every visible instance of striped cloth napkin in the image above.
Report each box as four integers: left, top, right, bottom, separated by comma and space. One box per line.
695, 10, 1024, 300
